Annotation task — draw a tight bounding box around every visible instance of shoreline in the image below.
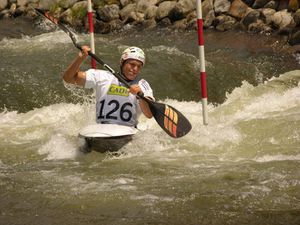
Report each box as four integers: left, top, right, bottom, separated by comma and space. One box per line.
0, 0, 299, 50
1, 14, 299, 57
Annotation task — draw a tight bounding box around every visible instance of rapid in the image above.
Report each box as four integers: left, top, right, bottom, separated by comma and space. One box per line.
0, 27, 300, 224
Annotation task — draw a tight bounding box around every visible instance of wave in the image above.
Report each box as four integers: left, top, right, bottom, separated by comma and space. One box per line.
0, 70, 299, 161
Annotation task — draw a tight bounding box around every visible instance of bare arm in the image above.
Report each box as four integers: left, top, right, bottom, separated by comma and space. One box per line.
129, 85, 153, 118
138, 98, 153, 118
63, 46, 90, 87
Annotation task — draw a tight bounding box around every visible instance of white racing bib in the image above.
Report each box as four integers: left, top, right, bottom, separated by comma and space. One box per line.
85, 69, 154, 127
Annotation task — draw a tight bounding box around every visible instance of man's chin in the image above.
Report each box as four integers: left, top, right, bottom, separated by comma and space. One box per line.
127, 75, 136, 80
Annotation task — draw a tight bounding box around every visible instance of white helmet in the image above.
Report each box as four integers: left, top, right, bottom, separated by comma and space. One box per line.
120, 46, 145, 66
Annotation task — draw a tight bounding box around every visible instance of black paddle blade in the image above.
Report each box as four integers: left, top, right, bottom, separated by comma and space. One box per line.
149, 102, 192, 138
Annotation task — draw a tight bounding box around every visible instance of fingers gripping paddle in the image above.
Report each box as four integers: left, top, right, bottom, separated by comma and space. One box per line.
35, 8, 192, 138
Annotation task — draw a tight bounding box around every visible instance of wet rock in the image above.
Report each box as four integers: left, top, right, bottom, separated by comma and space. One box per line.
58, 0, 79, 9
242, 9, 260, 29
253, 0, 269, 9
264, 1, 277, 10
214, 14, 238, 31
119, 3, 135, 21
242, 0, 255, 7
288, 0, 300, 12
156, 1, 176, 21
202, 0, 215, 27
144, 5, 157, 20
277, 0, 289, 11
97, 4, 120, 22
136, 0, 158, 13
261, 8, 276, 25
0, 0, 8, 11
0, 0, 299, 47
289, 30, 300, 45
293, 9, 300, 26
214, 0, 231, 15
248, 19, 272, 34
270, 10, 295, 30
169, 0, 195, 22
229, 0, 251, 20
157, 17, 172, 27
38, 0, 59, 11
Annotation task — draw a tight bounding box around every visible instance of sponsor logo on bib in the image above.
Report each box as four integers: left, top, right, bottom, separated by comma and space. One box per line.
107, 84, 129, 97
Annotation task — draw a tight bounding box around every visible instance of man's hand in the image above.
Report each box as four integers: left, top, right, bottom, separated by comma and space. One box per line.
129, 84, 143, 96
79, 45, 90, 57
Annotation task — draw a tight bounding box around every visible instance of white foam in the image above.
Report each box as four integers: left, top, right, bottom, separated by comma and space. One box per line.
255, 154, 300, 162
38, 134, 79, 160
0, 31, 88, 50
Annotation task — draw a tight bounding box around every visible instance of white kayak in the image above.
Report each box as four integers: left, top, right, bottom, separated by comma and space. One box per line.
78, 124, 138, 153
79, 124, 138, 138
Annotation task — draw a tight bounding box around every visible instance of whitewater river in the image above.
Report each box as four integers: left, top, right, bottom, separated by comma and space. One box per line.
0, 26, 300, 224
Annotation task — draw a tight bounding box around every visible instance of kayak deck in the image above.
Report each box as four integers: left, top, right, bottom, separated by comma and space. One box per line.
78, 124, 137, 153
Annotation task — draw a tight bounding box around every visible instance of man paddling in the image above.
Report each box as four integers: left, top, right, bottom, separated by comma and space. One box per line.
63, 46, 155, 127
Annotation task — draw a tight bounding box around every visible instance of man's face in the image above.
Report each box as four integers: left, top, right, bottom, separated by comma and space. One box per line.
122, 59, 143, 80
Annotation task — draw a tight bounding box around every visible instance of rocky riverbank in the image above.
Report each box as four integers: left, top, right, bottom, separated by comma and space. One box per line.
0, 0, 300, 48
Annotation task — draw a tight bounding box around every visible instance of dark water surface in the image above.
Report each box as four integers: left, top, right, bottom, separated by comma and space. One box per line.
0, 21, 300, 225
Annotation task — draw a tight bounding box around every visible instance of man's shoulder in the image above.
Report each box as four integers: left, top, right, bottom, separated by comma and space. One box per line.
86, 69, 115, 80
138, 78, 151, 88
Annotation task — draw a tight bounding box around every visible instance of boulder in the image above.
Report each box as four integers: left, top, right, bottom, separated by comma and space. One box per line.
264, 1, 276, 10
124, 11, 144, 24
144, 5, 157, 19
97, 4, 119, 22
136, 0, 158, 13
202, 0, 215, 27
289, 30, 300, 45
242, 0, 255, 7
71, 1, 87, 20
242, 9, 260, 29
119, 3, 135, 20
0, 0, 7, 11
58, 0, 79, 9
270, 10, 294, 30
214, 0, 231, 15
168, 0, 195, 22
17, 0, 28, 7
204, 9, 215, 28
293, 9, 300, 26
277, 0, 289, 11
172, 18, 187, 30
38, 0, 59, 11
94, 19, 111, 33
214, 14, 237, 31
288, 0, 300, 12
120, 0, 134, 8
252, 0, 269, 9
248, 19, 272, 33
228, 0, 252, 20
138, 18, 157, 29
156, 1, 176, 20
157, 17, 172, 27
260, 8, 276, 25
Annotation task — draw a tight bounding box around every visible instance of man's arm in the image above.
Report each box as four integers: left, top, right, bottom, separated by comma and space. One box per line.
63, 46, 90, 87
129, 85, 153, 118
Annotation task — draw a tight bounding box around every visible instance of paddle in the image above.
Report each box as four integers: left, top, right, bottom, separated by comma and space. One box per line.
34, 8, 192, 138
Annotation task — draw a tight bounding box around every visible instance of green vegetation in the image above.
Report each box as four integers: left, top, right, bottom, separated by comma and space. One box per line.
49, 3, 60, 14
71, 5, 87, 20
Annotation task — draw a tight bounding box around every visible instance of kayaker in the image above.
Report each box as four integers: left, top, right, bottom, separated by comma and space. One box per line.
63, 45, 154, 127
